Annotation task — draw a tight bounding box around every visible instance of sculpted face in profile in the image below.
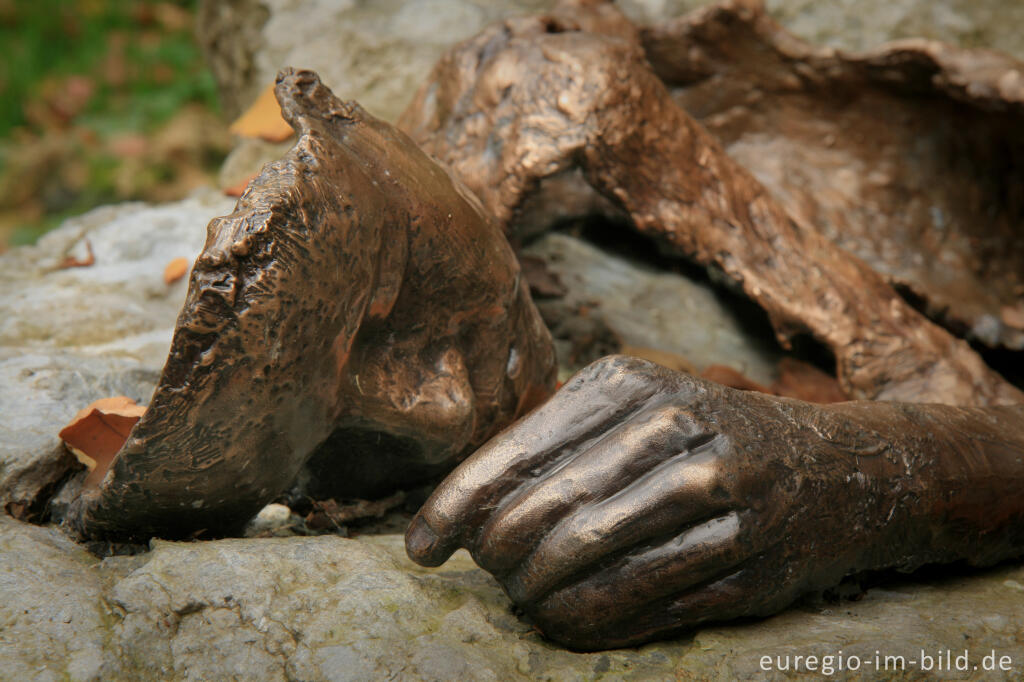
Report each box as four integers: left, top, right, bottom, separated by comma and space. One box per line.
49, 0, 1024, 654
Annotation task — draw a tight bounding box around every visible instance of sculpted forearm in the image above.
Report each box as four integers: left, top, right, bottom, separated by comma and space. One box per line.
407, 357, 1024, 650
828, 401, 1024, 570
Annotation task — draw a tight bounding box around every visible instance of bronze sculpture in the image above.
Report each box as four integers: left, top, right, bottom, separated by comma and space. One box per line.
407, 355, 1024, 649
402, 0, 1024, 650
640, 1, 1024, 352
61, 68, 555, 541
397, 0, 1023, 407
41, 0, 1024, 654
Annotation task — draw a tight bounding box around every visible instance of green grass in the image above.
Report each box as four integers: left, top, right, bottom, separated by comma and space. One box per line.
0, 0, 225, 246
0, 0, 218, 137
7, 211, 73, 246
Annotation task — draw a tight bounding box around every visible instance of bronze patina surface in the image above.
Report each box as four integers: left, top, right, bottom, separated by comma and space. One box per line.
403, 0, 1024, 651
641, 0, 1024, 350
407, 355, 1024, 650
398, 0, 1023, 406
47, 0, 1024, 655
62, 69, 555, 541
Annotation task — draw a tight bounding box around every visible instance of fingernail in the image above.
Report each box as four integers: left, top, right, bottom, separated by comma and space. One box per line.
405, 515, 441, 565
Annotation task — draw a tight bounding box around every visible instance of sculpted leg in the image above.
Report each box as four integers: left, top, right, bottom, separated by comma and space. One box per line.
407, 356, 1024, 650
399, 0, 1022, 406
61, 70, 555, 541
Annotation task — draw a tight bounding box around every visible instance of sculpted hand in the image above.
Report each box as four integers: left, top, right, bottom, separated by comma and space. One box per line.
406, 355, 1024, 650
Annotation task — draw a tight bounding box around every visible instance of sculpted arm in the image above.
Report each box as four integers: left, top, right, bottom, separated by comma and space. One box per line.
407, 356, 1024, 650
400, 2, 1022, 407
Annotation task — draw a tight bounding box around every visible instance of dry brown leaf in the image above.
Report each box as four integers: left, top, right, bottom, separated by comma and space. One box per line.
770, 357, 848, 403
223, 173, 257, 197
229, 84, 294, 142
1001, 304, 1024, 330
519, 254, 567, 298
163, 257, 189, 284
304, 492, 406, 532
621, 344, 696, 374
57, 239, 95, 269
59, 397, 147, 488
702, 359, 847, 403
5, 502, 28, 521
701, 364, 772, 394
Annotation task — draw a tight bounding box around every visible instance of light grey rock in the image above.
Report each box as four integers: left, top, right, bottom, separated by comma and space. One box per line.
0, 193, 1021, 677
524, 232, 783, 384
0, 191, 236, 513
0, 517, 107, 682
197, 0, 554, 124
243, 502, 303, 537
2, 516, 1023, 680
0, 192, 235, 356
621, 0, 1024, 60
764, 0, 1024, 58
196, 0, 1024, 126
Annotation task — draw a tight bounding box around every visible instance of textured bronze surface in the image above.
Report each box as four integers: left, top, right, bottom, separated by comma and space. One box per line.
399, 0, 1023, 406
50, 0, 1024, 653
642, 1, 1024, 350
403, 0, 1024, 652
63, 69, 555, 540
407, 355, 1024, 650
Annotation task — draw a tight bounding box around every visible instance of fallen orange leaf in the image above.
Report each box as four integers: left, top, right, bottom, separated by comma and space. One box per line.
1001, 304, 1024, 330
5, 502, 28, 521
163, 257, 189, 284
770, 357, 848, 403
223, 173, 257, 197
57, 239, 95, 269
701, 364, 772, 394
229, 84, 294, 142
702, 359, 848, 403
621, 344, 696, 374
59, 397, 147, 488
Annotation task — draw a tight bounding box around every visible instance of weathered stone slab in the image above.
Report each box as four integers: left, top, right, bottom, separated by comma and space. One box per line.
0, 518, 107, 681
765, 0, 1024, 57
200, 0, 1024, 193
197, 0, 1024, 125
0, 192, 236, 513
524, 233, 783, 384
3, 517, 1023, 680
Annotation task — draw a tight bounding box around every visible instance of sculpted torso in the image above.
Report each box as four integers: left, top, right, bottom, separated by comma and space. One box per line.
43, 0, 1024, 652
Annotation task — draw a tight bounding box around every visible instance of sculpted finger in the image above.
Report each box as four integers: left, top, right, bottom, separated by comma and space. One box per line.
407, 355, 679, 566
473, 405, 715, 573
536, 568, 761, 651
504, 438, 734, 602
533, 511, 750, 628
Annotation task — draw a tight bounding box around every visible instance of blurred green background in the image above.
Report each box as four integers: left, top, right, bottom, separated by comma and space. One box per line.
0, 0, 229, 249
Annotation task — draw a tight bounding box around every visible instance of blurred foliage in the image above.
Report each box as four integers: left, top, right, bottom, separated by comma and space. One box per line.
0, 0, 230, 248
